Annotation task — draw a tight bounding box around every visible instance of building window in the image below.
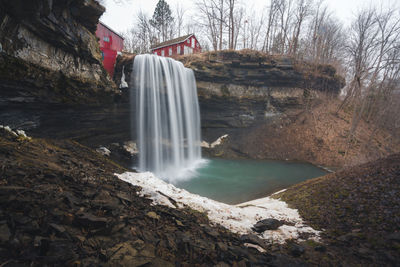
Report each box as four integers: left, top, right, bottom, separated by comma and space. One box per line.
154, 52, 157, 55
191, 38, 195, 48
103, 36, 110, 42
169, 48, 172, 55
187, 39, 190, 44
161, 50, 165, 56
177, 46, 181, 55
184, 46, 193, 55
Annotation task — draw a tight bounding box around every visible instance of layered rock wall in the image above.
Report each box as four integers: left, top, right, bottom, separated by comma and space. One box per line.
113, 50, 349, 166
0, 0, 117, 104
177, 51, 344, 143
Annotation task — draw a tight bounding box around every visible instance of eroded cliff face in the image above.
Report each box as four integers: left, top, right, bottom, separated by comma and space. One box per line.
0, 0, 117, 104
178, 51, 343, 156
114, 50, 366, 167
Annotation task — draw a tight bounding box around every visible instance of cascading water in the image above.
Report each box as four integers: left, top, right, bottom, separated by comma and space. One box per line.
132, 54, 203, 181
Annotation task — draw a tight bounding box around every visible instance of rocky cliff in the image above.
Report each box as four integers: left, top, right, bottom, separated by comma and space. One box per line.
0, 0, 117, 104
177, 51, 400, 167
0, 0, 131, 162
113, 50, 400, 168
178, 50, 344, 130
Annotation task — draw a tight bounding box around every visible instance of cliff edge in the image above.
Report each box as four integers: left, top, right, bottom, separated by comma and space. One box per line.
0, 0, 117, 104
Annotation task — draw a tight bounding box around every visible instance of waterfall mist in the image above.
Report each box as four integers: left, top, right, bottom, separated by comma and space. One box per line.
131, 54, 203, 181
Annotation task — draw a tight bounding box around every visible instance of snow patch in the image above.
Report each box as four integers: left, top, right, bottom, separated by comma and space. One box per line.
123, 141, 138, 155
96, 146, 111, 156
201, 141, 210, 148
117, 171, 320, 243
202, 134, 229, 149
0, 125, 31, 139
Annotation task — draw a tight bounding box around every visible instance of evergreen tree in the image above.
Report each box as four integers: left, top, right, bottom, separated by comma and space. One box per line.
150, 0, 174, 42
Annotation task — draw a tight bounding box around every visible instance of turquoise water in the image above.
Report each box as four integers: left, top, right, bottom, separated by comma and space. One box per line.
174, 158, 328, 204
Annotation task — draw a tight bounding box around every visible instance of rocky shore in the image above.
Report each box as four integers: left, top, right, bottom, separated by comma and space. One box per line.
0, 127, 311, 266
1, 126, 399, 266
276, 153, 400, 266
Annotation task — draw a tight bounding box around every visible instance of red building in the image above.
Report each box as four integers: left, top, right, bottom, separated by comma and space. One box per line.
151, 34, 201, 57
95, 22, 124, 77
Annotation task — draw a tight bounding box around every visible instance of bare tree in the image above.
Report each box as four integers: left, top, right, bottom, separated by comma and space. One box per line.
232, 6, 244, 49
175, 3, 186, 37
124, 11, 157, 54
273, 0, 294, 54
196, 0, 225, 50
289, 0, 312, 56
245, 10, 265, 50
262, 0, 279, 52
227, 0, 236, 49
340, 6, 400, 140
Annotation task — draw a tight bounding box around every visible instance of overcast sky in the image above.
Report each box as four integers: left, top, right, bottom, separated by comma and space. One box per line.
100, 0, 400, 35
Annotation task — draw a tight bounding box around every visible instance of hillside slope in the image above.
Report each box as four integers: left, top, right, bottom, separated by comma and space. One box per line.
276, 153, 400, 266
0, 127, 306, 266
230, 97, 400, 168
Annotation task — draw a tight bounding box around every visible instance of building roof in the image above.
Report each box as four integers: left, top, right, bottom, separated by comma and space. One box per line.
150, 34, 194, 50
98, 21, 124, 40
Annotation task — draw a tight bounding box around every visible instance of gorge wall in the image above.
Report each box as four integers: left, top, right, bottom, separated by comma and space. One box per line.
0, 0, 117, 104
0, 0, 392, 170
0, 0, 133, 159
180, 50, 343, 135
117, 51, 388, 168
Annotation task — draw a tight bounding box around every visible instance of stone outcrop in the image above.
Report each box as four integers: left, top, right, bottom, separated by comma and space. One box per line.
181, 50, 344, 95
0, 0, 117, 104
0, 0, 129, 165
113, 50, 356, 167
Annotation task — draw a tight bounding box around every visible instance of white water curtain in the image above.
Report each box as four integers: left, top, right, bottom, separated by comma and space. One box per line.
132, 54, 202, 181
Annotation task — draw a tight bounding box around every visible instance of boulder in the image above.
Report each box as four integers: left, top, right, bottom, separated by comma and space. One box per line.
252, 218, 284, 233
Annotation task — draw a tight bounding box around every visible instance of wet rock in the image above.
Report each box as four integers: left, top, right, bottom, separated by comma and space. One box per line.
232, 260, 247, 267
75, 212, 109, 229
215, 262, 230, 267
387, 232, 400, 241
337, 233, 360, 243
288, 243, 305, 257
252, 218, 283, 233
0, 223, 11, 242
314, 245, 327, 252
272, 253, 307, 267
240, 234, 267, 249
116, 192, 133, 203
49, 223, 66, 234
244, 243, 267, 253
107, 241, 157, 267
217, 242, 228, 252
44, 240, 78, 264
96, 147, 111, 157
93, 190, 120, 210
146, 211, 160, 220
203, 225, 220, 238
175, 219, 184, 226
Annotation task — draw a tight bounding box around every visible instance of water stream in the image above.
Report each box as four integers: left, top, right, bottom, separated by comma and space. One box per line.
132, 54, 202, 181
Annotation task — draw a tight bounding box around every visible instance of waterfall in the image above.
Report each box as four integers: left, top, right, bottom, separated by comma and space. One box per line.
132, 54, 203, 181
